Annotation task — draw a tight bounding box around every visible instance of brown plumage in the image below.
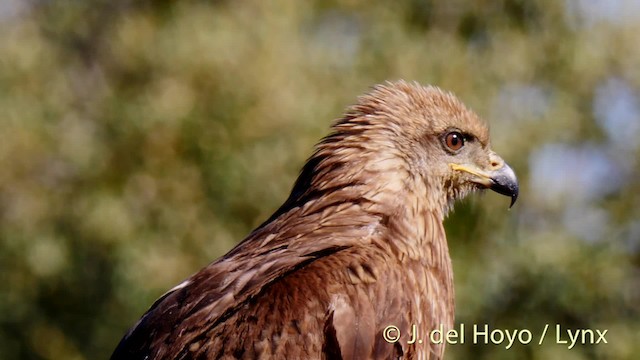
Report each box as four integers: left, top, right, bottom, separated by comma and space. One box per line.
111, 81, 518, 360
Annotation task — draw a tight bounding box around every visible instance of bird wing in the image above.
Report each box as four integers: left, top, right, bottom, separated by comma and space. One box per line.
323, 262, 427, 360
111, 202, 380, 359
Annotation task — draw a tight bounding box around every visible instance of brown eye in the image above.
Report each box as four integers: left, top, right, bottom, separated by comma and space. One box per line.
445, 132, 464, 151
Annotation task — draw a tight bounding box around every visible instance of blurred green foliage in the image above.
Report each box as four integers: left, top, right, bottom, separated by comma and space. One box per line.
1, 1, 639, 359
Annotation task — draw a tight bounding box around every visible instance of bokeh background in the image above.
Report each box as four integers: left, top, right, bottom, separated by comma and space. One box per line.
2, 0, 639, 359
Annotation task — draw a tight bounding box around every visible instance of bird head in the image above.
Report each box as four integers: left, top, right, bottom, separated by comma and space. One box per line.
323, 81, 519, 215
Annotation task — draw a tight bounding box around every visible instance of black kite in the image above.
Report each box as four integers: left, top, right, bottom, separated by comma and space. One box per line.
112, 81, 518, 359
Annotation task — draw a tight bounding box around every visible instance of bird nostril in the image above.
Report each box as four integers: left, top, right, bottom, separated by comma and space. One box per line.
491, 161, 500, 169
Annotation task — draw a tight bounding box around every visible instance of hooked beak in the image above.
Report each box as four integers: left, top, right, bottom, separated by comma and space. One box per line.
450, 161, 519, 208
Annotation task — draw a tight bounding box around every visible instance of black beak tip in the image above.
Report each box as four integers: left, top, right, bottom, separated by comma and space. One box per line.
509, 189, 518, 209
489, 163, 519, 209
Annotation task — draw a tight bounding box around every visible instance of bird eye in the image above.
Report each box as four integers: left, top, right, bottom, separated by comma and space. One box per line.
445, 132, 464, 151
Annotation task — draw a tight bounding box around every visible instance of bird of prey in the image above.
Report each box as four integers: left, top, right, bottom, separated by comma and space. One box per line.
111, 81, 518, 360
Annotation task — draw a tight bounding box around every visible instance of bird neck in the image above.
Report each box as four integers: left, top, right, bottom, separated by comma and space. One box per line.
267, 130, 451, 248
